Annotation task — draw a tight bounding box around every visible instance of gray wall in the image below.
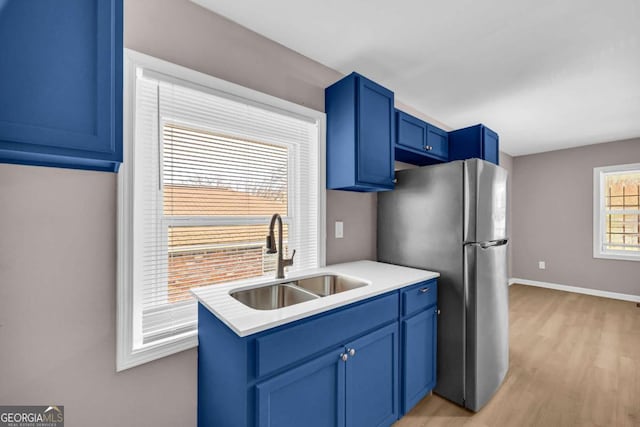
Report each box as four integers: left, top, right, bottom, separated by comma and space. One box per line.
499, 151, 514, 278
326, 191, 377, 264
511, 137, 640, 296
0, 166, 196, 426
0, 1, 376, 425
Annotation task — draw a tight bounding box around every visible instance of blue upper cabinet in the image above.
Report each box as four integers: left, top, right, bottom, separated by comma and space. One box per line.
326, 73, 395, 192
448, 124, 499, 165
395, 110, 448, 166
0, 0, 123, 172
426, 124, 449, 160
396, 110, 427, 152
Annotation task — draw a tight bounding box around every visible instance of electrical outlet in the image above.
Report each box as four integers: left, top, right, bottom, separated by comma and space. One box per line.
335, 221, 344, 239
538, 261, 546, 270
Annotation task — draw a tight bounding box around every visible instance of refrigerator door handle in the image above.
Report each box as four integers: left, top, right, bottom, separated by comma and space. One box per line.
467, 239, 508, 249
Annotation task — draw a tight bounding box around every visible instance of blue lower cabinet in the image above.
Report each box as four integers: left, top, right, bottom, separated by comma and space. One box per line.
256, 323, 399, 427
198, 282, 436, 426
257, 348, 346, 427
399, 279, 438, 415
198, 292, 400, 426
345, 323, 399, 427
401, 306, 438, 414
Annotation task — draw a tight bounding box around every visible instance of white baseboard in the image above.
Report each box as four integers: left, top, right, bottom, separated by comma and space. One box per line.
509, 278, 640, 303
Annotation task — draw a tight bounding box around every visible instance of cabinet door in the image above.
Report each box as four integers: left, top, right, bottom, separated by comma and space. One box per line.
482, 127, 499, 165
426, 125, 449, 160
401, 306, 437, 414
0, 0, 122, 171
396, 111, 427, 152
357, 77, 394, 187
346, 323, 399, 427
256, 348, 346, 427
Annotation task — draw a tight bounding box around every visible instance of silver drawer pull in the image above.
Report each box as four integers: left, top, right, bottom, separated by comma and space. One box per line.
419, 287, 430, 294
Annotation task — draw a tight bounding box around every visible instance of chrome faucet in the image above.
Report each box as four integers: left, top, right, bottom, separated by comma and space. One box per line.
266, 213, 296, 279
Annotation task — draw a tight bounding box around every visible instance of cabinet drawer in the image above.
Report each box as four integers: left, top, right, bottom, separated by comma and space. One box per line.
401, 280, 437, 317
256, 292, 399, 378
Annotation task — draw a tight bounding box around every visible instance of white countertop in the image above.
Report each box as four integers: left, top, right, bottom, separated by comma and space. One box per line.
191, 260, 439, 337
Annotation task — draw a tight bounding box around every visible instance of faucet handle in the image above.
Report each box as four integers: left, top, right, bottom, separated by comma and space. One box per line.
283, 249, 296, 267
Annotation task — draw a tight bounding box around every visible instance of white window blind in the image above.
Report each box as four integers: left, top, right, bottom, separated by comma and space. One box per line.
119, 52, 324, 370
594, 163, 640, 261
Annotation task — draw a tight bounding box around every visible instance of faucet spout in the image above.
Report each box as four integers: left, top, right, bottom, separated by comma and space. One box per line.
267, 213, 295, 279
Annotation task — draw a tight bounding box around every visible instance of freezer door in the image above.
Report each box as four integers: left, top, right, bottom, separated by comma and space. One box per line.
464, 159, 508, 243
464, 241, 509, 411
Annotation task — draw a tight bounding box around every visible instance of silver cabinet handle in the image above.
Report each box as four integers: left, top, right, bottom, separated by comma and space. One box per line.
419, 287, 430, 294
340, 353, 348, 362
348, 348, 356, 357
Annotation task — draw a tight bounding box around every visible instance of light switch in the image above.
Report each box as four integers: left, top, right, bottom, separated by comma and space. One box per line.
335, 221, 344, 239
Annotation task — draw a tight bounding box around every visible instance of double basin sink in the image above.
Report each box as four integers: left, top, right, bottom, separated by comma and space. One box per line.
231, 274, 368, 310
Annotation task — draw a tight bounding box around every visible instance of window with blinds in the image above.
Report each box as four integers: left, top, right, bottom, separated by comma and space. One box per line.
594, 163, 640, 261
163, 125, 290, 304
118, 52, 324, 369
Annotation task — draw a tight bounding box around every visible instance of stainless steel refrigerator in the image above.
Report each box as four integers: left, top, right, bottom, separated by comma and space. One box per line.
378, 159, 509, 412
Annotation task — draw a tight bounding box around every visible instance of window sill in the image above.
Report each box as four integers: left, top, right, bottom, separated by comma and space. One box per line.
593, 252, 640, 262
117, 330, 198, 372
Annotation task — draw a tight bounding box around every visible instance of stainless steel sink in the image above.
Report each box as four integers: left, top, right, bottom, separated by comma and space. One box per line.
230, 274, 369, 310
230, 283, 319, 310
286, 274, 368, 297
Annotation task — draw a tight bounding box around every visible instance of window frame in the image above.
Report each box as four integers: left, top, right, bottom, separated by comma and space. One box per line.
117, 49, 326, 371
593, 162, 640, 262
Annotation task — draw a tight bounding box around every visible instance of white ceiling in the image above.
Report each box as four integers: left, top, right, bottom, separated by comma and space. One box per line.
193, 0, 640, 156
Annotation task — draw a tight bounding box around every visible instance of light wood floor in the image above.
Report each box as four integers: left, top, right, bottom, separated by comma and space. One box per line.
395, 284, 640, 427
